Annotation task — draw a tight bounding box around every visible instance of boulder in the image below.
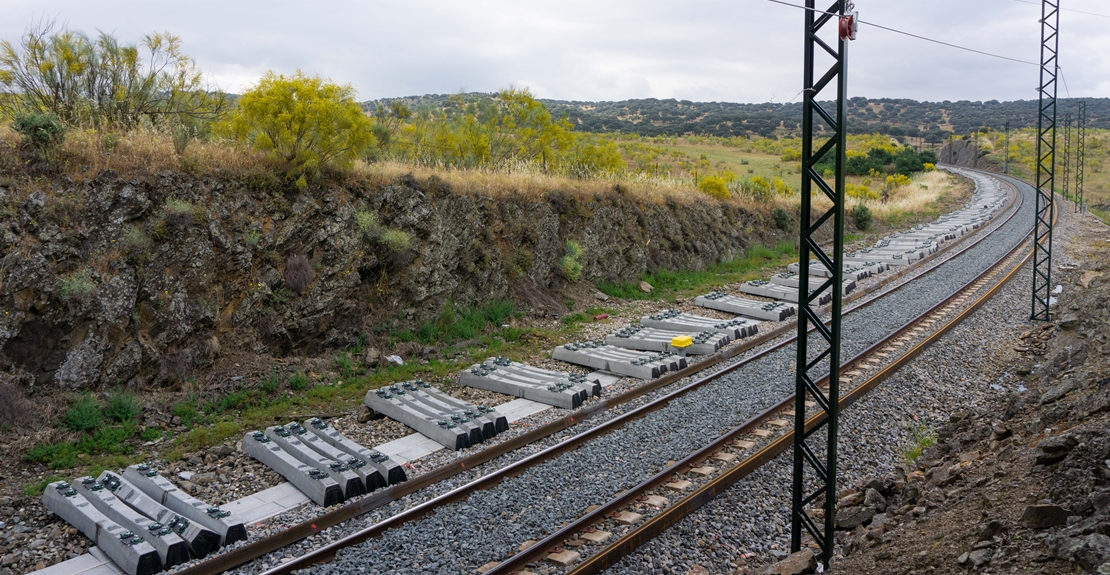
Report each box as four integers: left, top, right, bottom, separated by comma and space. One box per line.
761, 549, 817, 575
1050, 533, 1110, 572
836, 505, 877, 530
1022, 504, 1071, 528
1035, 434, 1079, 465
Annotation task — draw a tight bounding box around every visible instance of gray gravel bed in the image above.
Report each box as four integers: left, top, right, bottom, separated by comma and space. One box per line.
288, 177, 1033, 574
605, 175, 1046, 574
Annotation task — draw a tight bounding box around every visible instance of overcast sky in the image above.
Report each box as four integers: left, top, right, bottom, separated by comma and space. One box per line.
3, 0, 1107, 104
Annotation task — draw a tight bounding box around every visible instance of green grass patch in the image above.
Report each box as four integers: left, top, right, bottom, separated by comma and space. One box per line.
23, 475, 67, 497
289, 371, 310, 391
104, 390, 141, 423
597, 240, 797, 300
389, 300, 519, 346
902, 425, 937, 465
64, 394, 102, 431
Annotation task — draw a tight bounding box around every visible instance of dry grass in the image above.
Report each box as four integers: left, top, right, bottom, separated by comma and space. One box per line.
863, 170, 961, 219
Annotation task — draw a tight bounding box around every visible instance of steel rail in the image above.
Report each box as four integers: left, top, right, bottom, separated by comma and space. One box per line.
552, 175, 1043, 575
176, 170, 1019, 575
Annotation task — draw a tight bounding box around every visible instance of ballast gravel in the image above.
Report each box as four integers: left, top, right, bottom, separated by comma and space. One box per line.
276, 176, 1037, 575
607, 174, 1047, 575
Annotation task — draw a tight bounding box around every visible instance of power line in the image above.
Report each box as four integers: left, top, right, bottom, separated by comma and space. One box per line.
1009, 0, 1110, 20
761, 0, 1039, 66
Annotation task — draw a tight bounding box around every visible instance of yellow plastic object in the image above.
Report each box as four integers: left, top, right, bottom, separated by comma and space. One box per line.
670, 335, 693, 349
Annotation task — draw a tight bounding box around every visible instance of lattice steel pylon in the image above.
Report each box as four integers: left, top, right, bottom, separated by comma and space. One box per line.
791, 0, 853, 567
1031, 0, 1059, 322
1076, 100, 1086, 212
1062, 112, 1072, 204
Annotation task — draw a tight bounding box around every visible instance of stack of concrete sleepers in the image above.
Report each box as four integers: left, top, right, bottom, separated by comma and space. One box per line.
695, 291, 797, 321
604, 325, 730, 355
459, 357, 601, 409
72, 476, 191, 569
264, 423, 369, 499
98, 471, 221, 559
769, 272, 856, 295
364, 381, 509, 451
301, 417, 408, 485
787, 261, 888, 280
552, 341, 686, 380
122, 464, 246, 547
736, 280, 833, 305
639, 309, 760, 340
242, 431, 344, 507
41, 482, 162, 575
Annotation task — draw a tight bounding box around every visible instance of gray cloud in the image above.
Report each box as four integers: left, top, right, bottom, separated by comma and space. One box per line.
3, 0, 1106, 103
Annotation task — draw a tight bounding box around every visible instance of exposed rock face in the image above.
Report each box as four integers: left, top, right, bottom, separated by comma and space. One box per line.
938, 139, 1001, 171
0, 171, 778, 389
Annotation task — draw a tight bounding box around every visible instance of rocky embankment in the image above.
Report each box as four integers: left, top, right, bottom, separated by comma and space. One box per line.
939, 139, 1001, 171
0, 170, 781, 392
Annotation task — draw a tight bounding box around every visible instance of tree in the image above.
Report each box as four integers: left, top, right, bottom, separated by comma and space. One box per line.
0, 20, 224, 129
223, 71, 373, 182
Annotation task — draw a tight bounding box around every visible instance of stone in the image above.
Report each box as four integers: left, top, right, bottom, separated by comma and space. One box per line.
1035, 434, 1078, 465
1041, 379, 1080, 405
1051, 534, 1110, 572
594, 291, 610, 301
761, 548, 817, 575
362, 347, 382, 367
686, 566, 710, 575
864, 488, 887, 512
1059, 313, 1080, 330
968, 548, 992, 566
1022, 504, 1071, 528
638, 281, 653, 293
836, 505, 877, 530
1078, 271, 1104, 289
979, 519, 1005, 541
357, 405, 374, 423
1092, 490, 1110, 512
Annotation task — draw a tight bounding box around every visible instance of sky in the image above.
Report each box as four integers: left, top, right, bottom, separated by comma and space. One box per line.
3, 0, 1108, 104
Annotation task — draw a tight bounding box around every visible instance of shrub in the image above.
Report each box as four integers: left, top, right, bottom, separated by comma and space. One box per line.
284, 254, 314, 294
851, 203, 873, 231
64, 394, 102, 432
558, 240, 584, 282
104, 390, 141, 423
697, 175, 730, 200
289, 372, 309, 391
59, 271, 96, 301
245, 230, 261, 247
332, 353, 358, 379
379, 229, 412, 252
771, 206, 792, 230
356, 210, 381, 240
261, 369, 283, 393
12, 112, 65, 154
0, 382, 35, 428
221, 70, 373, 177
164, 199, 195, 228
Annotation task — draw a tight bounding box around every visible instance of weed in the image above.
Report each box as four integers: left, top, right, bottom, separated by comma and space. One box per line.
164, 198, 195, 228
245, 230, 261, 247
771, 206, 792, 230
356, 210, 381, 240
558, 240, 584, 282
284, 254, 314, 294
261, 369, 284, 393
122, 225, 149, 249
23, 475, 66, 497
104, 390, 140, 423
139, 427, 162, 441
902, 425, 936, 465
289, 371, 310, 391
64, 394, 102, 431
171, 398, 204, 427
851, 203, 873, 230
597, 240, 796, 300
333, 352, 358, 379
59, 271, 96, 301
380, 228, 412, 252
394, 300, 517, 346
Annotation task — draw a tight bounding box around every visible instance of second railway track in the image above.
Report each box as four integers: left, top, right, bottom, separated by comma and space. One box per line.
200, 168, 1038, 575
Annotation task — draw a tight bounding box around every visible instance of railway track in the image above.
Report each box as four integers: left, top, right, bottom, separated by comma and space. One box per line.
168, 169, 1035, 575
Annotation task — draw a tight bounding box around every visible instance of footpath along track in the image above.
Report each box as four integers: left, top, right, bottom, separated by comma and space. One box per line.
157, 168, 1020, 575
205, 169, 1036, 575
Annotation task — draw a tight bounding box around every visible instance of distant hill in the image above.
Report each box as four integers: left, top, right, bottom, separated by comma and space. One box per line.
364, 94, 1109, 141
